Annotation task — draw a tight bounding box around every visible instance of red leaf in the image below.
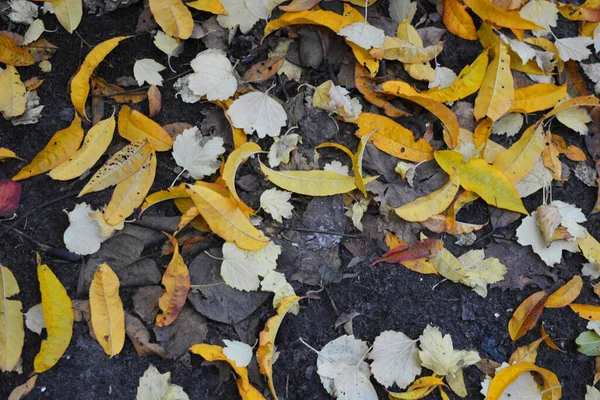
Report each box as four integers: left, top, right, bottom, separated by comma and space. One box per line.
0, 179, 22, 216
372, 238, 443, 265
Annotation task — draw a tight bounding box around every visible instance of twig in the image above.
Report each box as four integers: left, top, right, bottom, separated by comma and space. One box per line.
92, 69, 194, 98
0, 190, 79, 239
275, 225, 363, 238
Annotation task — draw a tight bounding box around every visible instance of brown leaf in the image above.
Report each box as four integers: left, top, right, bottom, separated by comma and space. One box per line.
508, 291, 548, 341
536, 204, 561, 247
508, 337, 544, 364
243, 57, 285, 82
354, 63, 409, 118
24, 39, 57, 63
92, 76, 147, 104
595, 357, 600, 385
475, 358, 501, 377
163, 122, 194, 139
540, 323, 563, 352
8, 375, 37, 400
148, 85, 162, 117
24, 77, 44, 91
125, 313, 167, 358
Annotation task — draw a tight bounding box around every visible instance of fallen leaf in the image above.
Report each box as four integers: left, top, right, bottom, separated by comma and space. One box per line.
70, 36, 130, 119
260, 270, 298, 311
463, 0, 544, 30
443, 0, 478, 40
509, 84, 567, 114
260, 188, 293, 223
339, 22, 385, 50
395, 172, 460, 222
243, 56, 285, 83
545, 275, 583, 308
474, 42, 514, 121
149, 0, 193, 39
508, 337, 544, 364
133, 58, 165, 86
188, 49, 237, 101
508, 290, 547, 341
136, 364, 189, 400
313, 80, 362, 122
369, 330, 421, 389
571, 303, 600, 320
427, 50, 488, 103
118, 106, 173, 151
371, 37, 443, 63
0, 66, 27, 119
484, 362, 561, 400
268, 133, 300, 168
125, 313, 167, 358
219, 0, 267, 34
23, 19, 44, 46
172, 126, 225, 180
221, 241, 281, 291
493, 124, 545, 184
156, 234, 190, 327
7, 375, 37, 400
555, 36, 594, 62
63, 203, 108, 255
34, 255, 74, 373
0, 265, 24, 372
480, 362, 545, 400
0, 35, 34, 66
0, 179, 21, 217
54, 0, 83, 34
89, 263, 125, 357
227, 91, 287, 139
49, 115, 115, 181
258, 296, 301, 400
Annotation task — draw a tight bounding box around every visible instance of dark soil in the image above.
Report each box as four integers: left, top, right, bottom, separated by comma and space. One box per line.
1, 1, 600, 399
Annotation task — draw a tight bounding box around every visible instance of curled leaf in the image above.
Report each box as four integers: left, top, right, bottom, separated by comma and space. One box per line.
156, 234, 190, 327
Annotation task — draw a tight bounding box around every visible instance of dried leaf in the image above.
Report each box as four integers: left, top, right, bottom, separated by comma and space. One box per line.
463, 0, 544, 30
0, 66, 27, 118
54, 0, 83, 34
0, 35, 34, 66
222, 142, 262, 202
545, 275, 583, 308
118, 106, 173, 151
508, 290, 547, 341
156, 234, 190, 327
7, 375, 37, 400
443, 0, 478, 40
0, 265, 24, 372
474, 42, 514, 121
426, 50, 488, 103
485, 362, 561, 400
149, 0, 193, 39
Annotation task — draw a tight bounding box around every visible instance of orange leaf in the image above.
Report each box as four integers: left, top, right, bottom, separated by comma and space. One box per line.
508, 291, 547, 341
443, 0, 478, 40
0, 35, 34, 66
540, 323, 563, 352
373, 238, 443, 266
545, 275, 583, 308
243, 57, 285, 83
570, 303, 600, 320
155, 234, 191, 327
508, 337, 544, 364
485, 362, 561, 400
463, 0, 544, 30
118, 106, 172, 152
354, 63, 409, 118
147, 85, 161, 118
257, 296, 301, 400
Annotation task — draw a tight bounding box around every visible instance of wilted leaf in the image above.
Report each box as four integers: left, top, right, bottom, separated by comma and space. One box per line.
474, 42, 514, 121
443, 0, 478, 40
395, 172, 460, 222
485, 362, 561, 400
156, 234, 190, 327
0, 35, 34, 66
0, 66, 27, 118
0, 265, 24, 372
508, 290, 547, 341
222, 142, 262, 202
34, 255, 74, 373
89, 264, 125, 356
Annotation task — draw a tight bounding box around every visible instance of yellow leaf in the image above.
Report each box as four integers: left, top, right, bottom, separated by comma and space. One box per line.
118, 106, 172, 151
426, 50, 488, 103
222, 142, 263, 203
463, 0, 545, 30
404, 62, 436, 81
0, 36, 34, 66
434, 150, 527, 214
508, 290, 547, 341
523, 37, 563, 73
7, 375, 37, 400
396, 19, 422, 46
49, 115, 116, 180
353, 131, 375, 196
379, 81, 460, 148
187, 0, 227, 14
141, 184, 190, 212
156, 234, 190, 327
53, 0, 83, 34
546, 275, 583, 308
509, 84, 568, 114
258, 296, 301, 400
259, 160, 373, 196
0, 66, 27, 118
186, 184, 270, 250
34, 255, 74, 373
485, 362, 561, 400
396, 172, 460, 222
190, 344, 265, 399
570, 303, 600, 320
354, 113, 433, 162
443, 0, 478, 40
13, 114, 84, 181
0, 265, 24, 373
149, 0, 194, 39
70, 36, 130, 119
579, 230, 600, 264
370, 37, 443, 63
355, 63, 410, 118
89, 264, 125, 357
508, 337, 544, 364
389, 375, 444, 399
492, 124, 544, 184
543, 94, 600, 120
79, 139, 153, 196
103, 150, 156, 226
474, 41, 514, 121
0, 148, 21, 162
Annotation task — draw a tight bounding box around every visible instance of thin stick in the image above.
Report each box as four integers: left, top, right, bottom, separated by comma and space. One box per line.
93, 69, 193, 98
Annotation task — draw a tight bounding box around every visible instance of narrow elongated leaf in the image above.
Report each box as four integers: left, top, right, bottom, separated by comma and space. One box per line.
509, 84, 568, 114
260, 160, 375, 196
0, 66, 27, 119
370, 37, 443, 63
474, 42, 514, 121
186, 184, 270, 251
355, 64, 409, 118
89, 264, 125, 357
0, 265, 24, 372
70, 36, 130, 119
156, 234, 190, 327
486, 362, 561, 400
434, 150, 527, 214
463, 0, 545, 30
7, 375, 38, 400
354, 113, 433, 162
118, 106, 172, 151
443, 0, 478, 40
508, 290, 547, 341
141, 184, 190, 212
493, 124, 545, 184
353, 131, 375, 196
222, 142, 262, 202
379, 81, 460, 148
54, 0, 83, 33
103, 150, 156, 226
13, 114, 84, 181
149, 0, 193, 39
395, 172, 460, 222
258, 296, 301, 400
426, 50, 488, 103
546, 275, 583, 308
49, 116, 115, 180
543, 95, 600, 120
79, 139, 152, 196
570, 303, 600, 320
34, 255, 73, 373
